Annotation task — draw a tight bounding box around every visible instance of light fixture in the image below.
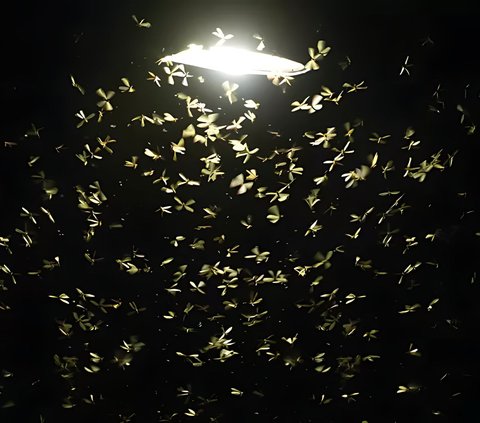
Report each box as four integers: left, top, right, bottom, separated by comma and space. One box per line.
161, 44, 309, 77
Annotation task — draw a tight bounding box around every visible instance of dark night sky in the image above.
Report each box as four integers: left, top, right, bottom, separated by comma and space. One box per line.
1, 1, 479, 422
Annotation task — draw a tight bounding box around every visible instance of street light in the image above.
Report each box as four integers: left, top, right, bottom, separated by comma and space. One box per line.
161, 44, 309, 77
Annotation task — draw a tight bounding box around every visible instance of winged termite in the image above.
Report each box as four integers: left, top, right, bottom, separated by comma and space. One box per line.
0, 237, 12, 254
120, 336, 145, 353
237, 170, 255, 187
291, 96, 310, 112
144, 147, 163, 161
131, 114, 154, 128
49, 293, 70, 304
427, 298, 440, 311
70, 74, 85, 95
350, 207, 374, 223
75, 110, 95, 128
97, 110, 105, 123
174, 196, 195, 212
178, 93, 212, 116
252, 33, 266, 51
312, 250, 333, 269
307, 127, 337, 147
160, 182, 178, 195
189, 238, 205, 250
305, 40, 331, 70
341, 165, 370, 188
406, 343, 421, 357
84, 364, 101, 374
304, 188, 321, 210
119, 77, 135, 93
266, 186, 290, 203
162, 64, 190, 86
245, 246, 270, 263
197, 113, 219, 129
175, 66, 192, 87
226, 116, 246, 131
147, 71, 161, 87
83, 250, 103, 266
320, 85, 334, 99
230, 387, 243, 396
201, 162, 224, 182
116, 257, 139, 275
421, 35, 434, 46
305, 220, 322, 237
212, 27, 234, 46
20, 207, 38, 225
61, 397, 75, 409
342, 81, 367, 92
189, 281, 206, 294
15, 227, 33, 247
266, 205, 281, 223
132, 15, 151, 28
309, 94, 323, 113
361, 328, 379, 341
240, 214, 253, 229
42, 256, 60, 270
243, 110, 256, 123
0, 263, 17, 284
124, 156, 138, 169
80, 143, 102, 162
163, 64, 179, 85
96, 88, 115, 111
229, 138, 259, 163
338, 55, 351, 70
229, 173, 253, 195
281, 334, 298, 345
178, 173, 200, 187
323, 153, 344, 172
267, 72, 294, 88
381, 160, 395, 179
170, 139, 185, 161
399, 56, 413, 76
93, 136, 115, 155
222, 81, 239, 104
397, 384, 420, 394
185, 409, 197, 417
341, 392, 360, 402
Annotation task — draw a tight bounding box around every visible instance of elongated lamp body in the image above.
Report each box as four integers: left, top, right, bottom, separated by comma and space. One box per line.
161, 45, 308, 76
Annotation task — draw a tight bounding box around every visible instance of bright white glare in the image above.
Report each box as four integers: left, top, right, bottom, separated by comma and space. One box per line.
162, 45, 309, 76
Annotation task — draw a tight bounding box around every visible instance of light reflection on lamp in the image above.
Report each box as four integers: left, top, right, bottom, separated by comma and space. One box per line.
161, 44, 309, 77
